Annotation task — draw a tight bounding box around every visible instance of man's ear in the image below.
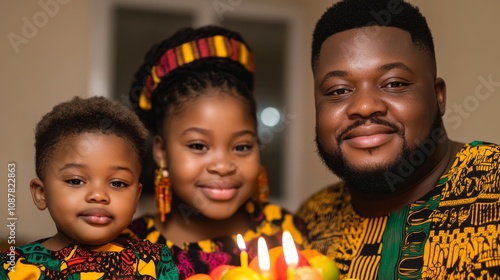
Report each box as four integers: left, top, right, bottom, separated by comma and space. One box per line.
435, 77, 447, 116
30, 178, 47, 210
152, 135, 168, 168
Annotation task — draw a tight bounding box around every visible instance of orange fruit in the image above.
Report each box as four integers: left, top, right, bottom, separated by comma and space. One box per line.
185, 273, 212, 280
300, 249, 323, 260
210, 265, 235, 280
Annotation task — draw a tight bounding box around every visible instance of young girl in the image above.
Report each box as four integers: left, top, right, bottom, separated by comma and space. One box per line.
123, 26, 308, 279
0, 96, 178, 279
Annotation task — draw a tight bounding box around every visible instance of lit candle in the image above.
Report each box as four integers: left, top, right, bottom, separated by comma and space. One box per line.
283, 231, 298, 280
258, 237, 271, 280
237, 234, 249, 269
220, 234, 261, 280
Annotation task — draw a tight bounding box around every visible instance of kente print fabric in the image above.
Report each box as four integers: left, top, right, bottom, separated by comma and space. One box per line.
0, 238, 178, 279
298, 141, 500, 279
122, 200, 308, 280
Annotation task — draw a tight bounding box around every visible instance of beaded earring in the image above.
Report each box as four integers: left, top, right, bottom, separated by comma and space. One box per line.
258, 166, 269, 203
155, 163, 171, 222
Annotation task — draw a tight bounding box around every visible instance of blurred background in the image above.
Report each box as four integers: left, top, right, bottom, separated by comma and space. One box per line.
1, 0, 500, 248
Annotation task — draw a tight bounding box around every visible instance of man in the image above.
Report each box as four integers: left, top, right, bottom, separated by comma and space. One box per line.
297, 0, 500, 279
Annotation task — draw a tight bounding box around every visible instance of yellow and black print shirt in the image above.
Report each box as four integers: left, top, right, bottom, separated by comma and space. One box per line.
298, 141, 500, 280
0, 238, 178, 279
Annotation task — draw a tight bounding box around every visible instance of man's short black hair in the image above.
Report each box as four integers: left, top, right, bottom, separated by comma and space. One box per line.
311, 0, 435, 69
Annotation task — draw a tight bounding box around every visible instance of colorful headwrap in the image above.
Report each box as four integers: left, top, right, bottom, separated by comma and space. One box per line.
138, 35, 254, 111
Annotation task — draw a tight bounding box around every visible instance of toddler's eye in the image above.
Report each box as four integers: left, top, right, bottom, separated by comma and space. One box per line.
65, 179, 84, 185
110, 181, 129, 188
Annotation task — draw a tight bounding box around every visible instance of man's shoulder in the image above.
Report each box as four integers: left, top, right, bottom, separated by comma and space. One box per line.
462, 140, 500, 152
455, 141, 500, 166
297, 181, 346, 216
304, 181, 345, 203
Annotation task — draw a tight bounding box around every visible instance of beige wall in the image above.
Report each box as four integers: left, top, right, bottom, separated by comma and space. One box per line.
0, 0, 92, 247
1, 0, 499, 246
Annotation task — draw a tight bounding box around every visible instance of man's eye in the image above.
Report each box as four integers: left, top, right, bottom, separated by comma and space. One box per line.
386, 81, 409, 88
326, 88, 350, 96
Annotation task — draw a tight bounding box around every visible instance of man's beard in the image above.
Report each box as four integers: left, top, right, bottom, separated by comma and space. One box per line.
316, 113, 443, 194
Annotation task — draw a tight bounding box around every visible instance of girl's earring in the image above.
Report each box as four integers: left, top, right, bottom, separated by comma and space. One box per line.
258, 167, 269, 203
155, 163, 171, 222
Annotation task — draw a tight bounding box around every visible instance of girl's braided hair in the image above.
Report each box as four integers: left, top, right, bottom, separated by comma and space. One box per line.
129, 25, 257, 135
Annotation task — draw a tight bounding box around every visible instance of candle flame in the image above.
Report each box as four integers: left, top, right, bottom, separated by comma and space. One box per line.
258, 237, 270, 272
282, 230, 299, 267
237, 234, 246, 251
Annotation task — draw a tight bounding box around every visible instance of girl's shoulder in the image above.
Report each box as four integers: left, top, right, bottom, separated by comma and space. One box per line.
245, 200, 296, 226
246, 200, 308, 247
121, 214, 158, 240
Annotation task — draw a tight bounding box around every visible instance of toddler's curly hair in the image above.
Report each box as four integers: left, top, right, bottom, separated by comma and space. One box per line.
34, 96, 149, 179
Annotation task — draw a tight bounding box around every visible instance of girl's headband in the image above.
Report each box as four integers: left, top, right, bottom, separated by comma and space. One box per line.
138, 35, 254, 111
